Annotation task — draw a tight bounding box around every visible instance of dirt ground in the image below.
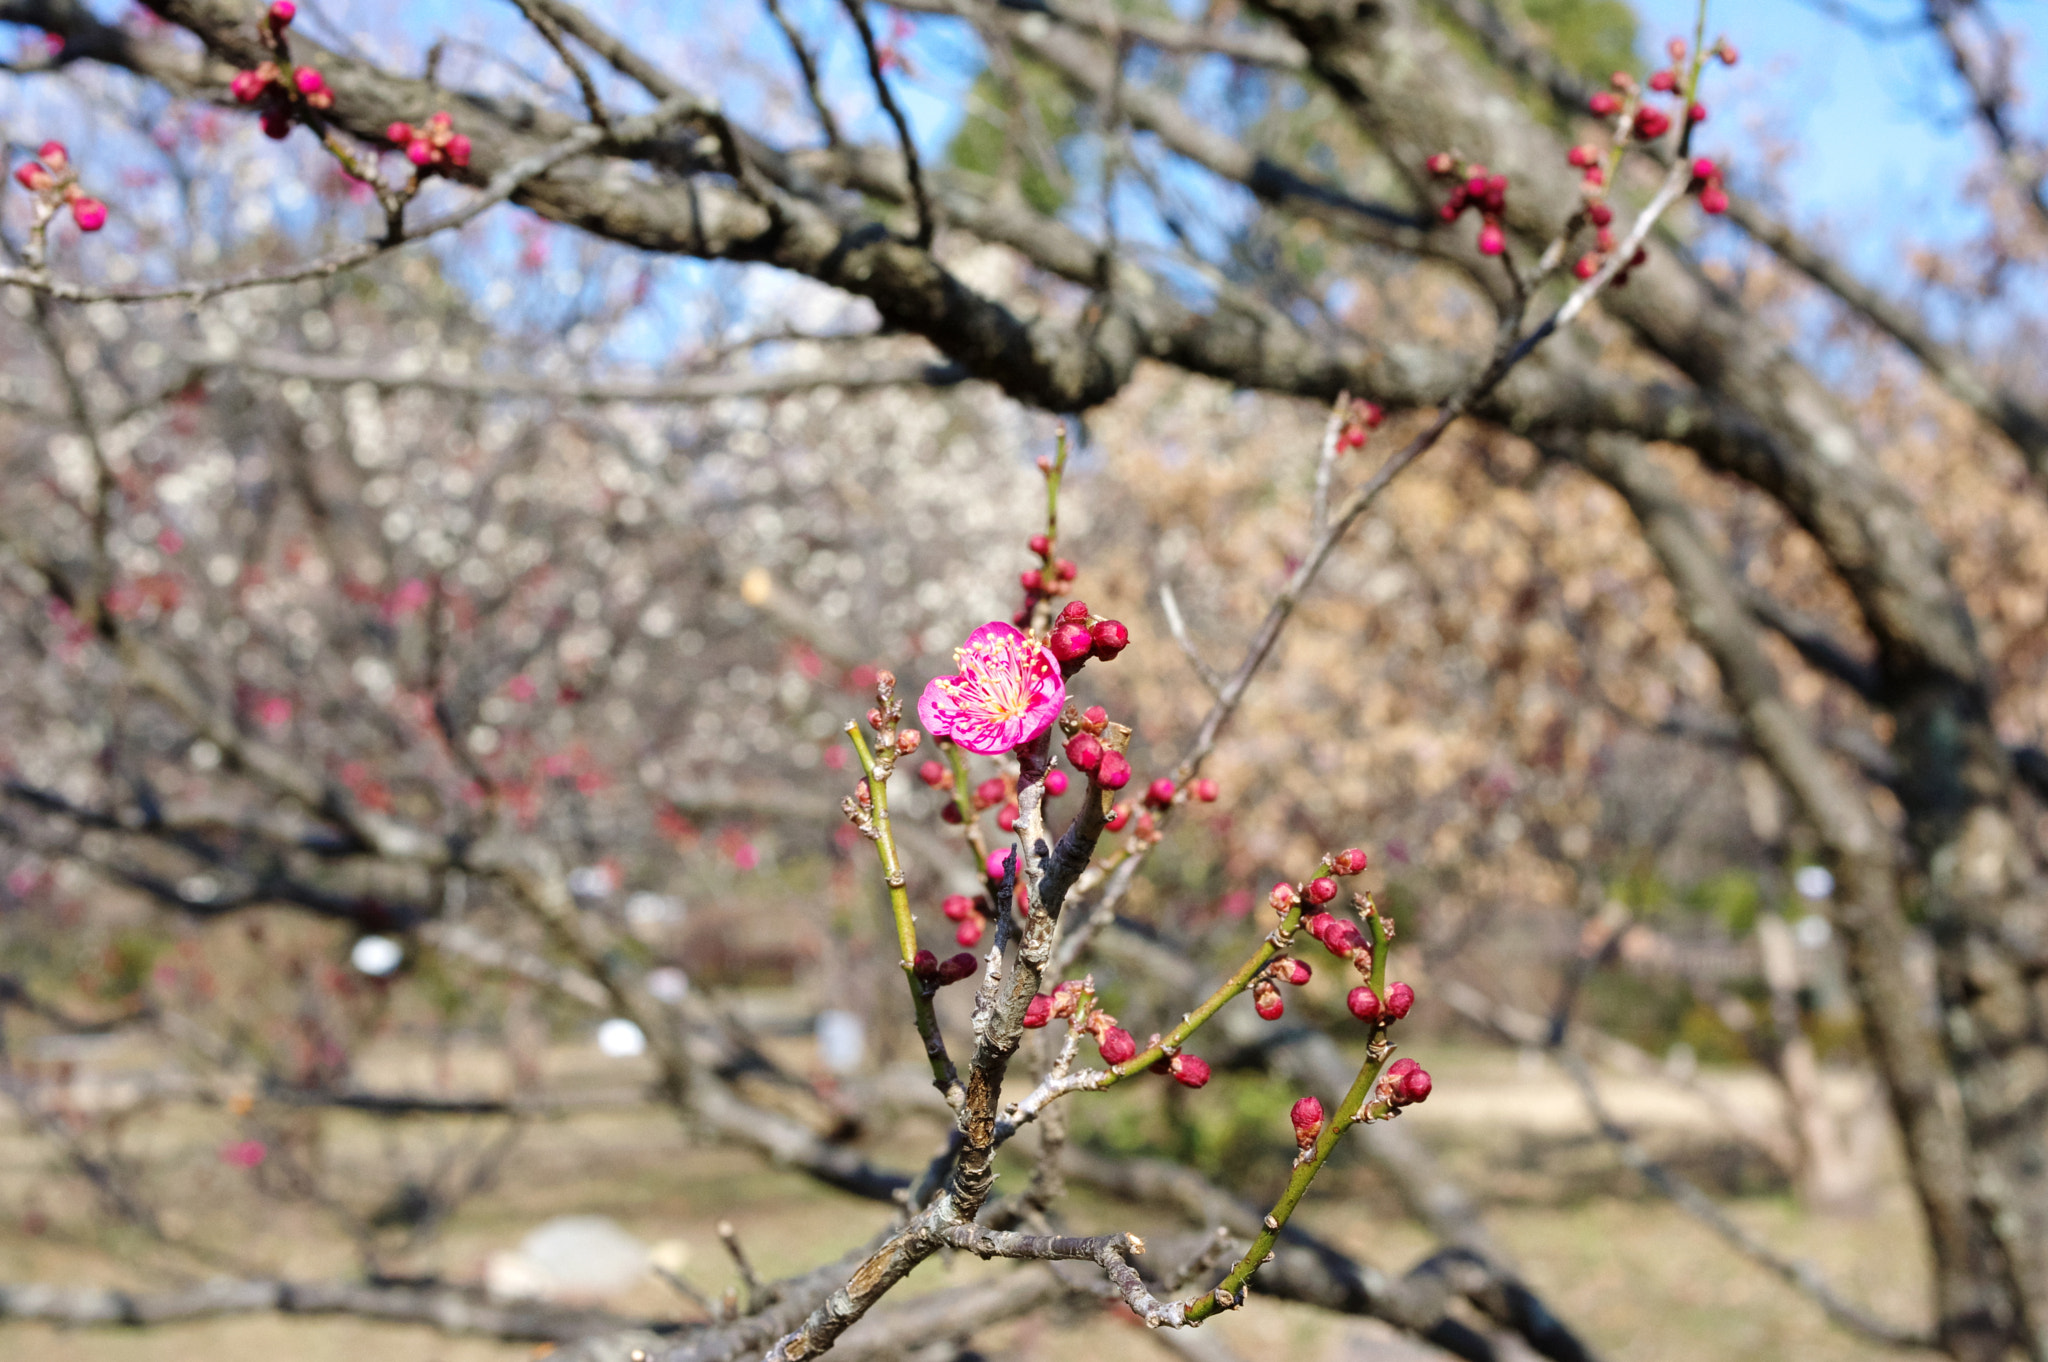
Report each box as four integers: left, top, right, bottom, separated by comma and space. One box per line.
0, 1040, 1927, 1362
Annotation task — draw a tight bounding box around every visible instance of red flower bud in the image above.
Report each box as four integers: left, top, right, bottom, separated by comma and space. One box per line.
1347, 985, 1381, 1021
1589, 202, 1613, 227
940, 803, 963, 824
1144, 778, 1176, 808
1387, 1057, 1419, 1079
1426, 151, 1455, 176
269, 0, 296, 26
1169, 1054, 1211, 1088
1104, 805, 1131, 832
1648, 69, 1677, 93
1573, 254, 1600, 280
1190, 778, 1218, 802
262, 111, 293, 140
1304, 911, 1335, 941
1043, 769, 1068, 796
1401, 1068, 1433, 1103
1083, 705, 1108, 728
295, 66, 326, 95
942, 894, 973, 922
1566, 144, 1596, 168
446, 134, 471, 167
1589, 91, 1620, 116
1278, 957, 1312, 986
1253, 980, 1284, 1021
1688, 103, 1707, 124
1331, 848, 1368, 876
1290, 1095, 1324, 1147
68, 196, 105, 231
1059, 599, 1090, 623
36, 140, 67, 169
1632, 107, 1671, 139
1305, 877, 1338, 905
1022, 993, 1053, 1028
1385, 981, 1415, 1019
1717, 43, 1739, 66
1096, 751, 1131, 790
1020, 568, 1043, 592
1088, 619, 1129, 659
975, 777, 1006, 810
1054, 558, 1076, 579
12, 162, 49, 191
1065, 732, 1103, 772
387, 121, 414, 144
1700, 186, 1729, 215
956, 915, 984, 948
1097, 1026, 1137, 1065
936, 952, 977, 985
996, 802, 1019, 832
918, 760, 950, 788
911, 950, 938, 980
1028, 533, 1051, 556
407, 139, 433, 164
1050, 621, 1093, 662
1270, 882, 1299, 914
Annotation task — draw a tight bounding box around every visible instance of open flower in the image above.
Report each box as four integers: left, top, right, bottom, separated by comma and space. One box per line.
917, 621, 1064, 755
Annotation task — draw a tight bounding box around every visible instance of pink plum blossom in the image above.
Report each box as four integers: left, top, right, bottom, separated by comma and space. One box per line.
917, 622, 1064, 755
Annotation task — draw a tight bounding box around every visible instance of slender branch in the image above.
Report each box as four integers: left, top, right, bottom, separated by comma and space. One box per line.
839, 0, 933, 249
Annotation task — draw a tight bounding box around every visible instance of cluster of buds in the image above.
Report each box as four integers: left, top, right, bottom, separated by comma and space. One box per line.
1046, 599, 1129, 669
1021, 979, 1209, 1086
1336, 397, 1384, 452
1063, 706, 1130, 790
385, 112, 472, 173
1690, 157, 1729, 216
1379, 1056, 1433, 1108
1017, 530, 1080, 617
940, 892, 992, 948
12, 142, 106, 232
229, 2, 332, 140
910, 949, 978, 988
1250, 953, 1313, 1021
1426, 154, 1509, 257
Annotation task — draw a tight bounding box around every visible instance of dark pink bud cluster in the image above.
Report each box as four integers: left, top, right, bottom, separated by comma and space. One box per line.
1290, 1095, 1325, 1149
1426, 155, 1509, 257
1336, 396, 1384, 451
941, 893, 991, 947
1014, 527, 1080, 622
386, 112, 471, 172
231, 2, 334, 141
1691, 156, 1729, 215
1384, 1056, 1432, 1106
11, 141, 106, 231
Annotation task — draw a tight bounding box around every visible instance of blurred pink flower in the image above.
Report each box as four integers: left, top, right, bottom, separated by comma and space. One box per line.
917, 622, 1063, 755
221, 1139, 267, 1169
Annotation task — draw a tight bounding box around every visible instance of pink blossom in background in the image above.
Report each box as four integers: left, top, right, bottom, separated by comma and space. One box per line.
822, 744, 848, 771
254, 695, 293, 728
220, 1139, 267, 1169
506, 674, 537, 702
917, 622, 1064, 755
382, 577, 432, 622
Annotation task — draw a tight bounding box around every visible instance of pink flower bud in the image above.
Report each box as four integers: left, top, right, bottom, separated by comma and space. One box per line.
1144, 778, 1176, 808
1044, 769, 1068, 796
1022, 993, 1053, 1028
1054, 558, 1076, 580
1589, 92, 1620, 116
942, 894, 973, 922
986, 849, 1012, 881
1059, 599, 1089, 623
974, 777, 1006, 809
231, 69, 265, 102
68, 196, 105, 231
1019, 568, 1044, 592
1050, 621, 1092, 662
1290, 1095, 1324, 1147
1097, 1026, 1137, 1065
1169, 1054, 1210, 1088
1083, 705, 1108, 729
1088, 619, 1129, 659
936, 952, 977, 985
295, 66, 325, 95
1347, 985, 1381, 1021
13, 162, 49, 191
1305, 877, 1338, 905
1477, 222, 1505, 256
955, 917, 983, 948
1331, 848, 1368, 876
1065, 732, 1103, 772
1648, 69, 1676, 93
1304, 911, 1335, 942
387, 121, 414, 144
1633, 107, 1671, 139
1095, 751, 1131, 790
1270, 882, 1299, 914
1688, 103, 1707, 124
407, 139, 433, 165
1278, 957, 1312, 986
1717, 43, 1739, 66
1104, 804, 1131, 831
918, 760, 950, 789
1567, 144, 1596, 167
1028, 533, 1051, 556
1385, 981, 1415, 1019
1425, 151, 1455, 176
1253, 979, 1284, 1021
1573, 255, 1600, 280
940, 803, 963, 824
1190, 778, 1218, 802
268, 0, 296, 26
911, 949, 938, 980
1589, 202, 1613, 226
37, 140, 67, 169
1322, 922, 1365, 957
446, 134, 471, 167
996, 802, 1019, 832
1700, 186, 1729, 215
1401, 1068, 1433, 1103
